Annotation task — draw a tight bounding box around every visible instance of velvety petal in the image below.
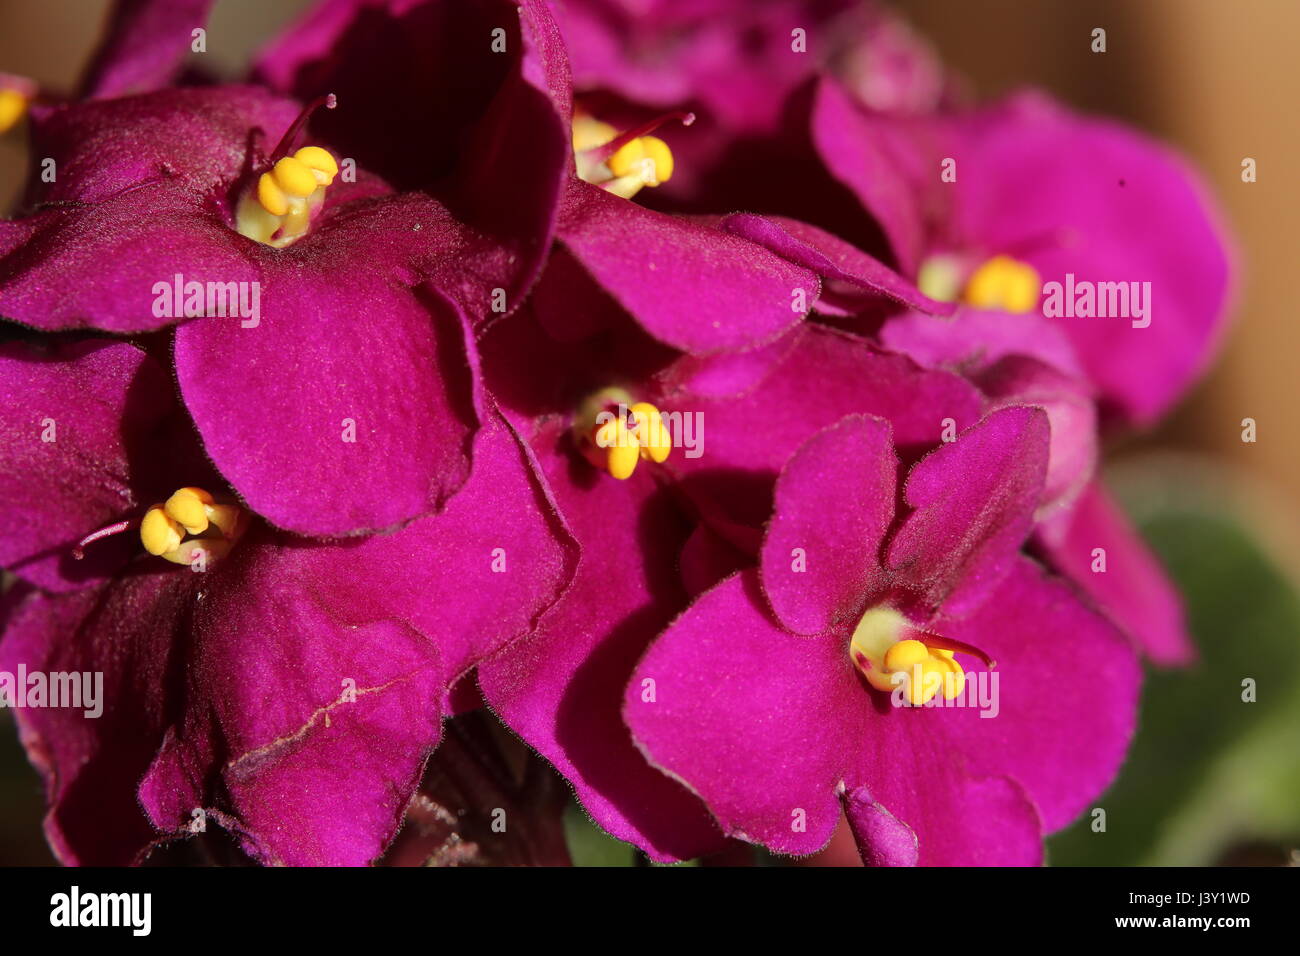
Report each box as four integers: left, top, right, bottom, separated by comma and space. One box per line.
10, 410, 575, 866
950, 93, 1234, 424
928, 556, 1142, 831
80, 0, 215, 98
136, 530, 447, 867
0, 340, 203, 591
720, 213, 954, 316
478, 420, 726, 861
0, 571, 196, 864
844, 771, 1042, 866
680, 522, 749, 598
558, 185, 818, 354
624, 571, 866, 856
887, 405, 1049, 616
656, 325, 984, 550
810, 78, 935, 275
255, 0, 570, 312
974, 356, 1097, 518
760, 415, 896, 634
879, 306, 1087, 382
1036, 481, 1193, 665
843, 788, 917, 866
300, 409, 580, 688
1, 88, 295, 333
175, 273, 480, 537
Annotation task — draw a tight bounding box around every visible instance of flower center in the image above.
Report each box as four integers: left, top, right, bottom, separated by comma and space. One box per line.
235, 94, 339, 248
573, 386, 672, 480
849, 606, 995, 706
917, 253, 1041, 314
74, 486, 247, 567
572, 111, 692, 201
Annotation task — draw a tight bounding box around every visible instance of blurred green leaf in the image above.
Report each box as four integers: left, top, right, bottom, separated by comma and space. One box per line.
1048, 509, 1300, 865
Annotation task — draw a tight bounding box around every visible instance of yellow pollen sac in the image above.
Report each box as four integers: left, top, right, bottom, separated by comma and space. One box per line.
140, 506, 184, 557
271, 156, 319, 197
962, 255, 1042, 314
572, 116, 617, 153
608, 135, 674, 186
849, 606, 969, 706
572, 113, 678, 201
239, 145, 338, 247
577, 388, 674, 480
141, 486, 245, 566
0, 88, 28, 135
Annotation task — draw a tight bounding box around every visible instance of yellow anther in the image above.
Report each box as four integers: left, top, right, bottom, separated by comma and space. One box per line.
850, 606, 974, 705
902, 658, 950, 706
0, 88, 28, 135
140, 505, 184, 557
608, 135, 674, 186
257, 172, 288, 216
164, 487, 214, 535
916, 254, 964, 303
962, 255, 1041, 314
138, 486, 245, 564
630, 402, 672, 463
572, 116, 617, 152
271, 155, 319, 198
293, 145, 338, 184
883, 638, 930, 672
597, 418, 641, 480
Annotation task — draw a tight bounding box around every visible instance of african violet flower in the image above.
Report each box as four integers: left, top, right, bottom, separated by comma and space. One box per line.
624, 409, 1140, 865
811, 84, 1233, 427
473, 280, 1005, 858
0, 339, 576, 864
0, 0, 575, 537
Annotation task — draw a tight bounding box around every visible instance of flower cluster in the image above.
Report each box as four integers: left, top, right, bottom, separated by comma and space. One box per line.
0, 0, 1231, 866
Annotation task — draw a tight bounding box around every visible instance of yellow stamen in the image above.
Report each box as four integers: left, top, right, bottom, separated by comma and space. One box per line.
140, 505, 184, 557
293, 145, 338, 184
577, 388, 674, 480
849, 606, 973, 706
164, 486, 214, 535
140, 486, 245, 565
239, 145, 338, 247
573, 115, 678, 200
0, 88, 28, 135
962, 255, 1041, 314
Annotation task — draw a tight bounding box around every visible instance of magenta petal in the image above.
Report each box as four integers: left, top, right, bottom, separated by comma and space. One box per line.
954, 94, 1234, 424
888, 405, 1049, 615
810, 78, 932, 275
974, 356, 1097, 517
176, 278, 479, 536
137, 534, 446, 867
846, 768, 1043, 866
559, 185, 818, 354
1037, 481, 1193, 665
760, 415, 896, 635
720, 213, 954, 316
478, 422, 726, 861
0, 184, 260, 333
880, 306, 1087, 382
0, 341, 188, 591
843, 788, 918, 866
931, 556, 1142, 831
680, 522, 749, 599
80, 0, 215, 98
0, 573, 196, 864
625, 571, 864, 856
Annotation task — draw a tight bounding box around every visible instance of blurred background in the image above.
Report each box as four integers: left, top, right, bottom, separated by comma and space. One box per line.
1, 0, 1296, 866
